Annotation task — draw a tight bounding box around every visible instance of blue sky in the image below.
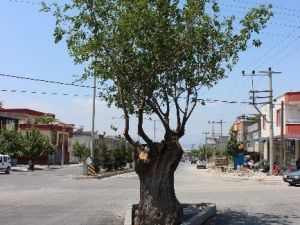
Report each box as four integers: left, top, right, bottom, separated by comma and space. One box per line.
1, 0, 300, 149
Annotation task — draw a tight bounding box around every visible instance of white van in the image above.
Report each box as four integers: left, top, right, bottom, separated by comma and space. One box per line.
0, 154, 11, 174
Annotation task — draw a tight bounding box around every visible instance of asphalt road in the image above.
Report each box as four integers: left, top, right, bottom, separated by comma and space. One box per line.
0, 163, 299, 225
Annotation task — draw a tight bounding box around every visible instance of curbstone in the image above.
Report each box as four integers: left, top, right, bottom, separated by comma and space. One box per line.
124, 203, 216, 225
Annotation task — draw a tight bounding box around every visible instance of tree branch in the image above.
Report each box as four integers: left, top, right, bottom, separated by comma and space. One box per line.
177, 83, 191, 138
123, 108, 135, 146
148, 98, 171, 136
138, 98, 153, 146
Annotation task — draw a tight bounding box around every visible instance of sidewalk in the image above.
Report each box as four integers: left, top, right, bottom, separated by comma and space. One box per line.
207, 167, 283, 182
11, 164, 68, 172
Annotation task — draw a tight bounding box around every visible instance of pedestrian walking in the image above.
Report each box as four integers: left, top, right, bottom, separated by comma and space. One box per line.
28, 160, 34, 171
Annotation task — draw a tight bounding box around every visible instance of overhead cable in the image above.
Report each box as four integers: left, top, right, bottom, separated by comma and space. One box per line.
0, 89, 91, 97
0, 88, 252, 104
229, 0, 300, 13
0, 73, 101, 90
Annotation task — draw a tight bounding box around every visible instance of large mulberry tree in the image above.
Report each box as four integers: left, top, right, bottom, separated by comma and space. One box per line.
43, 0, 272, 224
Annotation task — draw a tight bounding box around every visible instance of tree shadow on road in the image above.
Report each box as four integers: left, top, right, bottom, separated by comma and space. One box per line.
203, 209, 299, 225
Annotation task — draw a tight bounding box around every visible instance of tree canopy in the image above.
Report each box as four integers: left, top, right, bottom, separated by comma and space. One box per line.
35, 114, 56, 124
43, 0, 273, 146
225, 127, 241, 157
0, 129, 25, 158
24, 128, 55, 159
72, 141, 90, 162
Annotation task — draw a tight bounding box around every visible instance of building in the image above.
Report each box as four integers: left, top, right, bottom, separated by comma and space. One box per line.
70, 130, 129, 163
246, 122, 263, 162
98, 134, 128, 150
70, 129, 98, 163
233, 116, 257, 151
0, 111, 26, 131
0, 108, 74, 164
260, 92, 300, 166
246, 122, 262, 153
207, 136, 229, 151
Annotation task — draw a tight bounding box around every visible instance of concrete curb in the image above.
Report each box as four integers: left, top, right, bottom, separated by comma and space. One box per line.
11, 165, 63, 172
97, 169, 135, 179
182, 203, 216, 225
124, 203, 216, 225
124, 205, 133, 225
74, 169, 135, 180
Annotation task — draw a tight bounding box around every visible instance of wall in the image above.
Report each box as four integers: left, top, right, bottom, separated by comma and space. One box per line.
273, 95, 285, 137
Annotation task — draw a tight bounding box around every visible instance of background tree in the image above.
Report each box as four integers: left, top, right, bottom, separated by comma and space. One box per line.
214, 148, 224, 158
112, 146, 127, 170
35, 113, 56, 124
97, 141, 115, 171
24, 128, 54, 160
101, 148, 114, 171
201, 145, 215, 161
72, 141, 90, 162
125, 145, 134, 168
44, 1, 272, 224
187, 149, 199, 159
0, 129, 25, 158
225, 127, 242, 157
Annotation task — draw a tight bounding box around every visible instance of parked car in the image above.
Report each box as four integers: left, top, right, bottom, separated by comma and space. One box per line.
0, 154, 11, 174
283, 170, 300, 186
197, 160, 206, 169
190, 158, 197, 164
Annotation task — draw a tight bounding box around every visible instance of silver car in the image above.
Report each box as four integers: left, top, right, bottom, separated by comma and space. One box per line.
196, 160, 206, 169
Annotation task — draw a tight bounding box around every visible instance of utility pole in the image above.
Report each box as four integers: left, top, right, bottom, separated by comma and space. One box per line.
208, 121, 215, 138
202, 131, 209, 162
280, 101, 284, 165
242, 67, 281, 175
208, 120, 225, 137
61, 131, 65, 166
91, 75, 96, 160
259, 68, 281, 175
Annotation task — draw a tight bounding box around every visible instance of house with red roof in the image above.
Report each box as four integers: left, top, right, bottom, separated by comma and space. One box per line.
0, 108, 74, 164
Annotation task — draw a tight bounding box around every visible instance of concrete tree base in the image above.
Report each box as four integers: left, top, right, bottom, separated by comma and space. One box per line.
124, 203, 216, 225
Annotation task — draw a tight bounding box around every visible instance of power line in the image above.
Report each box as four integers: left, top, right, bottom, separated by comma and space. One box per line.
224, 34, 300, 118
201, 98, 250, 104
0, 89, 91, 97
218, 2, 300, 19
261, 32, 300, 39
6, 0, 300, 18
245, 30, 299, 71
6, 0, 57, 5
217, 7, 300, 27
254, 35, 300, 69
7, 0, 40, 5
0, 73, 102, 90
228, 0, 300, 14
203, 2, 300, 126
0, 87, 254, 104
270, 44, 300, 67
205, 4, 300, 118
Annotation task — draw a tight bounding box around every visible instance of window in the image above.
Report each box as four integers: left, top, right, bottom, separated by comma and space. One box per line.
276, 109, 281, 127
3, 157, 7, 162
0, 157, 2, 163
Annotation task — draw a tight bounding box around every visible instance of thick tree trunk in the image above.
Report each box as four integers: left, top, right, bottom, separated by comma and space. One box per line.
134, 140, 183, 225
